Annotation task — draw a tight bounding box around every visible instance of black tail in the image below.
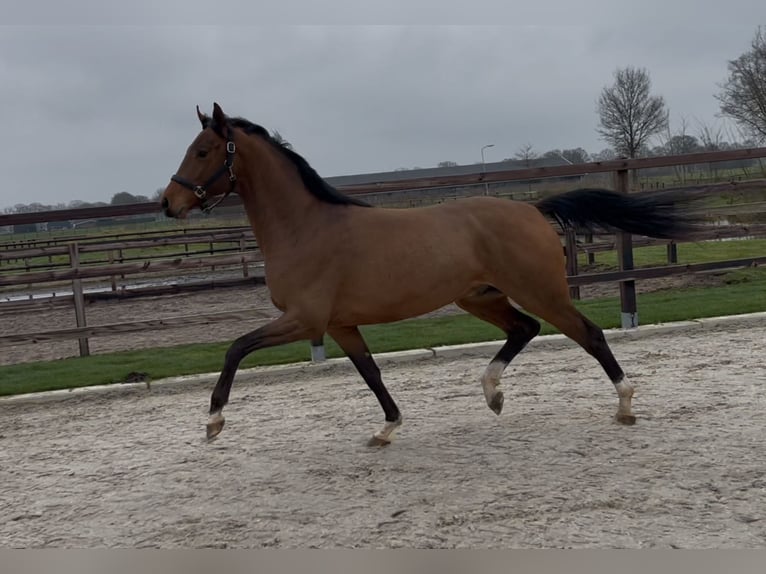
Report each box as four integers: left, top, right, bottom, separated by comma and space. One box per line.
535, 188, 703, 239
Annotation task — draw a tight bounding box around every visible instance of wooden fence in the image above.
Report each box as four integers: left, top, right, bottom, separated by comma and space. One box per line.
1, 147, 766, 358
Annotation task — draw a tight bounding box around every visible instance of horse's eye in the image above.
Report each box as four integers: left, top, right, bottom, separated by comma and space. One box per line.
197, 150, 208, 158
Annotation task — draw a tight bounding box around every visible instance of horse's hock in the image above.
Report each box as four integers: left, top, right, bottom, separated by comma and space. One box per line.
1, 320, 765, 548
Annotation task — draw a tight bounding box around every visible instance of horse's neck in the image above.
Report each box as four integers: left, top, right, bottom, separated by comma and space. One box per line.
237, 140, 326, 257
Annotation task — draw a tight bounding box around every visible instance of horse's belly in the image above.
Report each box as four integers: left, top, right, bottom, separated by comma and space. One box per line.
331, 270, 484, 326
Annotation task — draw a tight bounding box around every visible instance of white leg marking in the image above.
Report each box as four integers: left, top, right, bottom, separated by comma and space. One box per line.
481, 360, 507, 406
373, 416, 403, 443
205, 410, 226, 440
615, 378, 634, 417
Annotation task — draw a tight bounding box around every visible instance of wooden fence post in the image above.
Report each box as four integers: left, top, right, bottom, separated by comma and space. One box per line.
118, 248, 125, 280
108, 250, 117, 291
667, 241, 678, 264
585, 232, 596, 264
564, 228, 580, 300
68, 242, 90, 356
615, 168, 638, 328
240, 237, 249, 278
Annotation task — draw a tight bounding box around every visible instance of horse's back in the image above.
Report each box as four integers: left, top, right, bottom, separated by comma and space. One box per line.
364, 195, 547, 231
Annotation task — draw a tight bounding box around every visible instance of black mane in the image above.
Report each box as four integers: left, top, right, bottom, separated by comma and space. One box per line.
209, 115, 371, 208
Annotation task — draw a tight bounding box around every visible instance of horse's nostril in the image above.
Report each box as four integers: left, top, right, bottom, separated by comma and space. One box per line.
161, 197, 169, 209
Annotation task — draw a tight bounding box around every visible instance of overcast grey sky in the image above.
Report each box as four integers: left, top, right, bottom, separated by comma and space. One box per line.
1, 1, 762, 210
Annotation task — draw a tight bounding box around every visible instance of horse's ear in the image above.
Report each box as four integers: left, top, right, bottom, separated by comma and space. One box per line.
212, 102, 226, 126
196, 105, 208, 128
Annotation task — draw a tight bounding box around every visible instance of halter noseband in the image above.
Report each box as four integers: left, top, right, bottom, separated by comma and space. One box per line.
170, 127, 237, 213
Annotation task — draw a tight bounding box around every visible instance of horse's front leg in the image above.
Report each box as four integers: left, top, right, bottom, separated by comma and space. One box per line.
207, 313, 314, 440
328, 326, 402, 446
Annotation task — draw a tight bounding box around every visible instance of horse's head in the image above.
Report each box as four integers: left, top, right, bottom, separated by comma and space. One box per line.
161, 102, 238, 218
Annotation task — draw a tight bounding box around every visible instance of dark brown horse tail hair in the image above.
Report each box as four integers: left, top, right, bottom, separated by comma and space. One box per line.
534, 187, 703, 240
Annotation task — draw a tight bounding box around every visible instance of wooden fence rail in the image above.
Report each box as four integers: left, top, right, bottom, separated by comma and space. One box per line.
0, 224, 250, 248
0, 307, 276, 348
0, 230, 256, 262
0, 250, 264, 287
568, 255, 766, 285
0, 276, 266, 313
2, 147, 766, 361
2, 254, 764, 350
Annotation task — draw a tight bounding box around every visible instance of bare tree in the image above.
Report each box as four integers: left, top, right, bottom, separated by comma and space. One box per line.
656, 116, 703, 182
696, 120, 728, 180
110, 192, 143, 205
513, 143, 537, 165
543, 148, 590, 164
510, 144, 537, 193
664, 116, 702, 155
716, 26, 766, 142
592, 148, 617, 162
696, 119, 726, 151
597, 67, 668, 158
562, 147, 590, 164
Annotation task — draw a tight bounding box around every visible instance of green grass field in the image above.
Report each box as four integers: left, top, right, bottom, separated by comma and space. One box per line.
580, 238, 766, 268
1, 267, 764, 397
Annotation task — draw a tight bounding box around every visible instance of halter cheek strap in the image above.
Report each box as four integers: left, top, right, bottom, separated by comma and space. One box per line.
170, 129, 238, 213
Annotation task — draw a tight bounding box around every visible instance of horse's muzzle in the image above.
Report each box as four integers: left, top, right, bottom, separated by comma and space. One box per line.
160, 196, 177, 218
161, 197, 170, 212
160, 190, 191, 219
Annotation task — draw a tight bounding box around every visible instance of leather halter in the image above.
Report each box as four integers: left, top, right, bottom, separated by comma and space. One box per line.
170, 127, 237, 213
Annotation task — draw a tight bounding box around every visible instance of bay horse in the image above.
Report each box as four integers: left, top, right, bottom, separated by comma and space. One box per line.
161, 103, 699, 445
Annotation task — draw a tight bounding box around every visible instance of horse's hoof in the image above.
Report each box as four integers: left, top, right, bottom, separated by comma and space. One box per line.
367, 435, 392, 447
206, 412, 225, 441
616, 413, 636, 425
489, 391, 504, 415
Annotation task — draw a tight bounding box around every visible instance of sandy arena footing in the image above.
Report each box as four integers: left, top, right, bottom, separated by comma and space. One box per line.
1, 316, 765, 548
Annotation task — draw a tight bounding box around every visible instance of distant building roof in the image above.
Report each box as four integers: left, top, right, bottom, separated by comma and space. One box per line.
325, 157, 570, 187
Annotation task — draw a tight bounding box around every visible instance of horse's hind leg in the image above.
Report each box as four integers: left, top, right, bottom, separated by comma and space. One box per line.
328, 325, 402, 446
492, 209, 635, 424
530, 301, 636, 425
456, 287, 541, 415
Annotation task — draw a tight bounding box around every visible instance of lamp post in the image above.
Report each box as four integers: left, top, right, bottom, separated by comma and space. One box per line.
481, 144, 494, 195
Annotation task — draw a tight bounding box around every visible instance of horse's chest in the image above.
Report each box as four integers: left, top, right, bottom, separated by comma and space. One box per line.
264, 268, 301, 312
270, 295, 287, 312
